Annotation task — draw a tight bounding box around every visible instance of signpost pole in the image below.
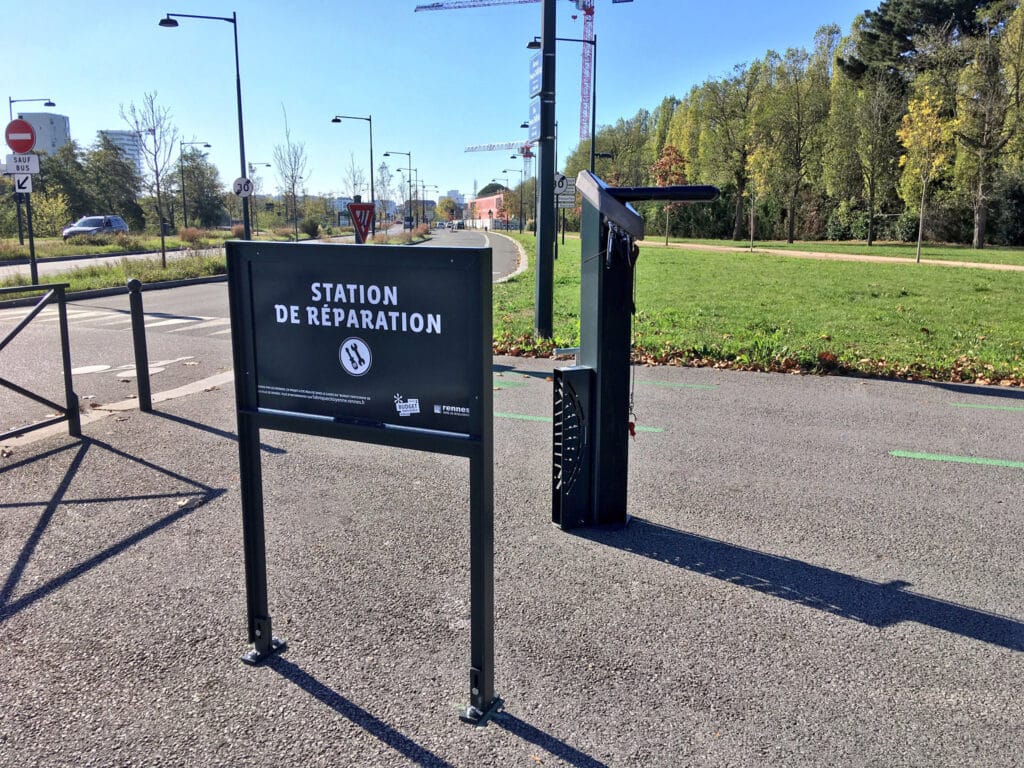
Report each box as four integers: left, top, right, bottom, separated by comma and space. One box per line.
237, 413, 284, 663
25, 193, 37, 286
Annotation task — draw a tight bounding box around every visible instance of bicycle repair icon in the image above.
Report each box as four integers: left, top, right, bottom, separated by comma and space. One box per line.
339, 337, 372, 376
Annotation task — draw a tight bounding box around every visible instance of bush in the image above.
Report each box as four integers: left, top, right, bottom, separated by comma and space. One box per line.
300, 217, 321, 239
179, 227, 203, 245
231, 224, 245, 238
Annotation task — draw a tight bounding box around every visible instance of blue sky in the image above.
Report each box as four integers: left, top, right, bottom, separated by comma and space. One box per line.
9, 0, 873, 201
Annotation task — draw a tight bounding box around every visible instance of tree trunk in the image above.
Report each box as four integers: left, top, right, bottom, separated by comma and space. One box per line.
732, 178, 746, 240
866, 175, 876, 247
916, 182, 927, 264
972, 172, 987, 249
787, 190, 797, 244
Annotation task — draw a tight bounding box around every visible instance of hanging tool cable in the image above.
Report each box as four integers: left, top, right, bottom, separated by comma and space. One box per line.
605, 222, 641, 438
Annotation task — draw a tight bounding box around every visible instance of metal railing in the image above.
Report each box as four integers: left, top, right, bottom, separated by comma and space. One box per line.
0, 284, 81, 440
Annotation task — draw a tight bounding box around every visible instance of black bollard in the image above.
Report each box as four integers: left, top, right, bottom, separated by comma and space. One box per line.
126, 279, 152, 412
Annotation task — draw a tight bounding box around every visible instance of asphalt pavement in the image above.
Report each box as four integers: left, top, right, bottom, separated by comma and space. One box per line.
1, 336, 1021, 765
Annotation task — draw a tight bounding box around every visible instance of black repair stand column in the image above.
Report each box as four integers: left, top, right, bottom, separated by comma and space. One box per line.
554, 172, 719, 530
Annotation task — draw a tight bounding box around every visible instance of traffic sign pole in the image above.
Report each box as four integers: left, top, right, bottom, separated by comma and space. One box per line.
25, 193, 37, 285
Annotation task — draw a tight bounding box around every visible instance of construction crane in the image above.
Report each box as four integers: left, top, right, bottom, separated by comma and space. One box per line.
415, 0, 634, 143
465, 141, 535, 178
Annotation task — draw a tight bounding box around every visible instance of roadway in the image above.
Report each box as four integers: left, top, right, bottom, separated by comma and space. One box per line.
0, 227, 525, 284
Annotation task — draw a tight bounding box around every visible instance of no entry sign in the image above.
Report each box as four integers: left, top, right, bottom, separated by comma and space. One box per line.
5, 119, 36, 154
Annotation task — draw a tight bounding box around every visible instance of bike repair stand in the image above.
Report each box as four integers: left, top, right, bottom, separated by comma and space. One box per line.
552, 171, 719, 529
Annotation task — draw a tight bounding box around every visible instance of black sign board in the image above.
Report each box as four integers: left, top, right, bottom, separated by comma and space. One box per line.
227, 240, 499, 724
232, 241, 488, 439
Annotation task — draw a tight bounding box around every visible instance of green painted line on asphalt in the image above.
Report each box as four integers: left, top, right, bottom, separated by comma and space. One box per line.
951, 402, 1024, 413
493, 379, 528, 390
890, 449, 1024, 469
645, 380, 718, 390
495, 412, 664, 433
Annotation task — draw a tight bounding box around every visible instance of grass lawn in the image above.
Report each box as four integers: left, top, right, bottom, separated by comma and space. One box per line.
497, 235, 1024, 385
3, 232, 1021, 386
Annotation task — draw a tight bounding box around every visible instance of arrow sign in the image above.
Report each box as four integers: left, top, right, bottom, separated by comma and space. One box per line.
5, 119, 36, 154
14, 174, 32, 193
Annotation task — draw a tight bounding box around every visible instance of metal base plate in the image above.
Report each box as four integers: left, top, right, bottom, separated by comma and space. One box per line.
459, 696, 504, 727
240, 636, 288, 666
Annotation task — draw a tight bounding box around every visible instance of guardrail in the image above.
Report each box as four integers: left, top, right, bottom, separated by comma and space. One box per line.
0, 283, 81, 440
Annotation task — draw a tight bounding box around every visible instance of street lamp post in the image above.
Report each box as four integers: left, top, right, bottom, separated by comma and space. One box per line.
332, 114, 375, 236
159, 11, 250, 239
526, 0, 556, 338
179, 140, 211, 229
383, 150, 412, 229
8, 96, 56, 122
423, 183, 438, 224
248, 162, 270, 235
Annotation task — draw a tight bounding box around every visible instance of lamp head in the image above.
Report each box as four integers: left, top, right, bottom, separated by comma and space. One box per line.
526, 37, 541, 49
331, 116, 342, 123
44, 100, 56, 108
158, 15, 179, 27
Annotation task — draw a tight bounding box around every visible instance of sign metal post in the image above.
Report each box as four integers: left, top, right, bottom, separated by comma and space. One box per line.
227, 240, 500, 724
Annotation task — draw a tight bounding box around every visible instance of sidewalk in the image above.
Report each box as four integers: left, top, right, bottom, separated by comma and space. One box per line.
1, 356, 1021, 767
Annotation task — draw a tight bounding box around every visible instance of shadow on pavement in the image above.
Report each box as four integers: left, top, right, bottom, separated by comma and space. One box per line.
492, 711, 610, 768
152, 411, 286, 455
265, 655, 609, 768
579, 518, 1023, 652
911, 379, 1024, 401
265, 656, 457, 768
0, 437, 224, 623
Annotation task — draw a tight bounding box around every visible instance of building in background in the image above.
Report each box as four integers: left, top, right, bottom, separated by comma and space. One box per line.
446, 189, 465, 206
98, 130, 145, 177
15, 112, 71, 155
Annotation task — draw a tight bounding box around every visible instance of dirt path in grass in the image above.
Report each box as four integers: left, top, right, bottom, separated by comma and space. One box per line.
638, 240, 1024, 272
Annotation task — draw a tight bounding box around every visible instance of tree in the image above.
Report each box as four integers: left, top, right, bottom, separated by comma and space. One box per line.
38, 142, 90, 219
375, 161, 394, 225
690, 63, 762, 239
839, 0, 990, 77
897, 85, 957, 261
31, 190, 71, 237
85, 135, 144, 230
177, 148, 225, 228
650, 144, 687, 244
955, 31, 1011, 248
273, 106, 309, 241
436, 196, 458, 221
342, 152, 367, 199
751, 42, 831, 242
121, 92, 178, 266
856, 71, 905, 244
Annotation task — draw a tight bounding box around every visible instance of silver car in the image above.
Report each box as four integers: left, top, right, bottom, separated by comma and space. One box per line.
62, 215, 129, 240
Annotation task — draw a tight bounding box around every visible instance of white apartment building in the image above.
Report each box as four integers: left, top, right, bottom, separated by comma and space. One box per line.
98, 130, 145, 177
15, 112, 71, 155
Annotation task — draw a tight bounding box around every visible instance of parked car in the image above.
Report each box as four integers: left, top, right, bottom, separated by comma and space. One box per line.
62, 215, 129, 240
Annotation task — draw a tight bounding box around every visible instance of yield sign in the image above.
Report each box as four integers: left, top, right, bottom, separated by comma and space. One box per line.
5, 119, 36, 153
348, 202, 375, 244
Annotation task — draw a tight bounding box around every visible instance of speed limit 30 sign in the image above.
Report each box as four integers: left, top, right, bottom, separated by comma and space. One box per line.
233, 176, 254, 197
